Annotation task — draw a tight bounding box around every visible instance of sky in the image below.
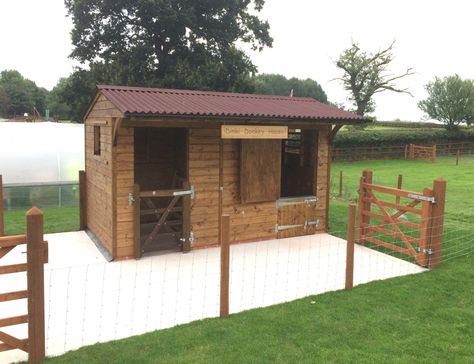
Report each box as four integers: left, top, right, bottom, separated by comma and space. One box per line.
1, 0, 473, 121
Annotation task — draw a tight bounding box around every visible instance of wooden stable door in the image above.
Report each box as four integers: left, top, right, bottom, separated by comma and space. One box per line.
276, 197, 319, 239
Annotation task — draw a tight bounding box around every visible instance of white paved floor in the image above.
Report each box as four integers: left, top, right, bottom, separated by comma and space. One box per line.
1, 231, 425, 363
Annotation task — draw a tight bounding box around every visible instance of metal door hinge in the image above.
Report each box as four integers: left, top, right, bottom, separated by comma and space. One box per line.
128, 193, 135, 205
275, 219, 320, 232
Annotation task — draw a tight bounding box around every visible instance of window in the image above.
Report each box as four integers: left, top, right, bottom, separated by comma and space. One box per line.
240, 139, 281, 204
93, 126, 101, 156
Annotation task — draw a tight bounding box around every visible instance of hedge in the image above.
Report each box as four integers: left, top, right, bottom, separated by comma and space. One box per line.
334, 127, 474, 148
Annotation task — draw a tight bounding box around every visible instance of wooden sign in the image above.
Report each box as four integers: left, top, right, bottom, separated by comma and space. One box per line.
221, 125, 288, 139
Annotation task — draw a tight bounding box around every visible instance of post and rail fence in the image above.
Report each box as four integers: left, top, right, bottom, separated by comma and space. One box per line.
357, 169, 446, 268
332, 141, 474, 162
0, 207, 48, 364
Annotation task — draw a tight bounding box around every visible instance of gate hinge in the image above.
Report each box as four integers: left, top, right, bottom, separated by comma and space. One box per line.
275, 219, 320, 232
128, 193, 136, 205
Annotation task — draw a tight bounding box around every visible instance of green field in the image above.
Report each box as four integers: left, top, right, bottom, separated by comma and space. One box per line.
3, 206, 79, 236
7, 156, 474, 363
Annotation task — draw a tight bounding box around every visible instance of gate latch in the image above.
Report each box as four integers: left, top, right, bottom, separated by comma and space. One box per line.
128, 193, 135, 205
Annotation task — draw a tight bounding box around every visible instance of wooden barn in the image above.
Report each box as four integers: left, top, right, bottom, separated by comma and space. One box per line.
82, 85, 365, 260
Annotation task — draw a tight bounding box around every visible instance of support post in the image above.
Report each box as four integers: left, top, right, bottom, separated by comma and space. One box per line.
404, 145, 408, 159
182, 181, 191, 252
428, 178, 446, 268
79, 170, 87, 230
409, 144, 415, 159
0, 175, 4, 236
432, 145, 436, 163
339, 170, 343, 197
133, 184, 142, 259
220, 214, 230, 318
396, 174, 403, 205
26, 207, 46, 364
357, 169, 372, 244
456, 149, 460, 166
345, 203, 356, 290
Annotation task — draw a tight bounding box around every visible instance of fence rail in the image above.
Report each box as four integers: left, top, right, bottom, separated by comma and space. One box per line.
332, 141, 474, 162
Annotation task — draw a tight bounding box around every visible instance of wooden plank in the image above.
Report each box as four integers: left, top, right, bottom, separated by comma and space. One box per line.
0, 234, 27, 247
79, 170, 87, 230
0, 246, 14, 259
220, 215, 230, 318
142, 196, 179, 248
0, 331, 28, 352
0, 290, 28, 302
362, 224, 420, 245
240, 139, 281, 203
364, 236, 413, 256
345, 204, 356, 290
0, 263, 27, 275
363, 182, 428, 198
0, 315, 28, 328
363, 198, 421, 215
140, 188, 190, 198
0, 338, 28, 353
361, 209, 420, 229
26, 207, 46, 363
428, 178, 446, 268
221, 125, 288, 139
133, 184, 141, 259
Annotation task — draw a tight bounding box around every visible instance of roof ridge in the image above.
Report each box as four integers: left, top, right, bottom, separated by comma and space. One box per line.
97, 84, 318, 103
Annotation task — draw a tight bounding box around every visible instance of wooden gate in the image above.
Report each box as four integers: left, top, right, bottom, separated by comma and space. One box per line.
133, 182, 192, 259
0, 207, 47, 363
358, 170, 446, 267
276, 196, 319, 239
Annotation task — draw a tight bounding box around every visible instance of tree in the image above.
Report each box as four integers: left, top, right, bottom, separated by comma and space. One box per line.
253, 74, 327, 102
0, 70, 47, 116
335, 41, 414, 115
46, 77, 73, 120
418, 74, 474, 130
64, 0, 272, 101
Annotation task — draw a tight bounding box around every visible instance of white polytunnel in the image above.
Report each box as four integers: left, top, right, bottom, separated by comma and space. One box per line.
0, 122, 84, 184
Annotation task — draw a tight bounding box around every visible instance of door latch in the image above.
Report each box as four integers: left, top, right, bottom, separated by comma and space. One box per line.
128, 193, 136, 205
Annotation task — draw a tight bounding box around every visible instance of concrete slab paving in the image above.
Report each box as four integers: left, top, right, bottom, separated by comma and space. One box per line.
1, 231, 425, 363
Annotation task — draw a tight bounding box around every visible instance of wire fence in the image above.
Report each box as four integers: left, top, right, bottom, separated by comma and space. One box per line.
2, 206, 473, 363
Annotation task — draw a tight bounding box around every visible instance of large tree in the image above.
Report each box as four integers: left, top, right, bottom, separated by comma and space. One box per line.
64, 0, 272, 89
253, 74, 327, 102
418, 74, 474, 130
335, 41, 414, 115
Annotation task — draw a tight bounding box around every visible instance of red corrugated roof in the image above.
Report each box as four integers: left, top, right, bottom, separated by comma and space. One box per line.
96, 85, 364, 122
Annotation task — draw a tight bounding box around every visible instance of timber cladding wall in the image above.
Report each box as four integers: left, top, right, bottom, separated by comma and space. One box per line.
84, 94, 120, 255
188, 126, 331, 248
114, 127, 135, 258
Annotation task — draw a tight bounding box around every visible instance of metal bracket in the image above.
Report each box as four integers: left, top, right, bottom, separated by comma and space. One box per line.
189, 231, 195, 245
128, 193, 135, 205
423, 248, 433, 255
276, 196, 318, 208
408, 193, 436, 204
173, 186, 194, 198
275, 219, 320, 232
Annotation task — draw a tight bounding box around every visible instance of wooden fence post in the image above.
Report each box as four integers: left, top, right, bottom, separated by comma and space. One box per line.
428, 178, 446, 268
431, 145, 436, 163
409, 144, 415, 159
0, 174, 4, 236
220, 214, 230, 318
404, 145, 408, 159
133, 184, 142, 259
357, 169, 372, 244
26, 207, 46, 364
396, 174, 403, 205
345, 203, 356, 290
79, 170, 87, 230
339, 170, 343, 197
456, 149, 460, 166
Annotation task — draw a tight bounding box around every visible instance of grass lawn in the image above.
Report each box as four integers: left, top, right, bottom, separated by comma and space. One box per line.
15, 156, 474, 363
3, 206, 79, 235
